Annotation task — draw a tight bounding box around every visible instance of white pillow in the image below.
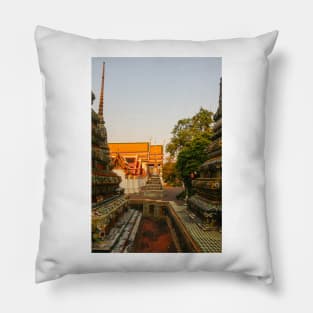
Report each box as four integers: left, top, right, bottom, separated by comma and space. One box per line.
35, 25, 278, 283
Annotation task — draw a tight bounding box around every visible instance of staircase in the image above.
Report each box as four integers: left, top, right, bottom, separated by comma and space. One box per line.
142, 174, 164, 198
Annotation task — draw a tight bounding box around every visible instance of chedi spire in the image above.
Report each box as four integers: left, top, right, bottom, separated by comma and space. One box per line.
98, 62, 105, 119
219, 77, 222, 110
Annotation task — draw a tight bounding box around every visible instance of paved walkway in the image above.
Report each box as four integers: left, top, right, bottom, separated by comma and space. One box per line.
111, 210, 142, 252
93, 209, 140, 252
128, 186, 184, 204
170, 201, 222, 253
162, 186, 185, 203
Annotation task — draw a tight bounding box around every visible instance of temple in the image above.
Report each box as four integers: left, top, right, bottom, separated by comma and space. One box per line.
91, 61, 221, 253
109, 142, 163, 176
109, 142, 163, 194
188, 78, 222, 231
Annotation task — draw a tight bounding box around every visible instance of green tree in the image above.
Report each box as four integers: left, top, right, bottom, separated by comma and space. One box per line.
166, 107, 214, 157
176, 136, 210, 196
162, 159, 181, 186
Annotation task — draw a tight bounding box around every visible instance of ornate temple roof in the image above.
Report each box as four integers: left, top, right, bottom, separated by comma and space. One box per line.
109, 142, 149, 154
109, 142, 163, 164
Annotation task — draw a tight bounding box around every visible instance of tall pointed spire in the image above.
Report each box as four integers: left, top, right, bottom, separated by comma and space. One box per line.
98, 62, 105, 119
214, 77, 222, 121
219, 77, 222, 110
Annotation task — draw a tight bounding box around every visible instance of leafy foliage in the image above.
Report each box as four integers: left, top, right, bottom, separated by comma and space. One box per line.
165, 107, 215, 195
166, 107, 214, 157
162, 159, 181, 186
176, 137, 211, 195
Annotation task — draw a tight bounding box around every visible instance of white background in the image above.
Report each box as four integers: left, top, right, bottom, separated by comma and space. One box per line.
0, 0, 312, 312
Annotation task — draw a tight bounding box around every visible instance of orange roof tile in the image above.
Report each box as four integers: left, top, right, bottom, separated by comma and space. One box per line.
109, 142, 149, 153
150, 145, 163, 155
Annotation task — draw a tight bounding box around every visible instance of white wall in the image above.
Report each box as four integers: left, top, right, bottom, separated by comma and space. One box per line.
113, 169, 147, 194
0, 1, 312, 313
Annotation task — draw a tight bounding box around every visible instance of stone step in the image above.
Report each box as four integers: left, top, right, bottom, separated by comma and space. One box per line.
147, 180, 161, 184
143, 186, 163, 190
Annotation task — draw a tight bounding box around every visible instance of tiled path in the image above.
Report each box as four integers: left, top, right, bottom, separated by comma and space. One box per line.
170, 202, 222, 253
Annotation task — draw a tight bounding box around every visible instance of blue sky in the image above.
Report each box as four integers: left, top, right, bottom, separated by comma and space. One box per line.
92, 57, 221, 146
